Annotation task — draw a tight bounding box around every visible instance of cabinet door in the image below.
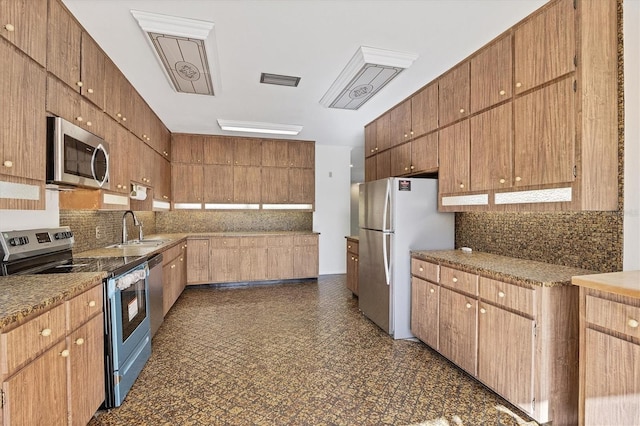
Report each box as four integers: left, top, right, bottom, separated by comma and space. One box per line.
375, 112, 391, 153
411, 83, 438, 137
171, 164, 203, 203
470, 103, 512, 191
233, 166, 261, 203
153, 154, 171, 202
80, 32, 105, 109
47, 0, 81, 91
390, 143, 411, 177
172, 134, 204, 164
438, 120, 470, 194
438, 61, 470, 127
389, 100, 411, 146
1, 40, 46, 181
288, 168, 314, 204
2, 340, 68, 425
471, 34, 512, 113
104, 122, 129, 194
364, 156, 376, 182
410, 133, 438, 174
203, 165, 233, 203
266, 236, 293, 280
288, 141, 314, 168
103, 58, 124, 122
261, 167, 289, 203
514, 78, 575, 187
233, 138, 261, 166
584, 328, 640, 426
186, 239, 210, 284
68, 314, 105, 426
203, 136, 233, 165
411, 277, 439, 350
364, 123, 377, 158
439, 287, 477, 375
375, 150, 391, 180
514, 0, 575, 94
293, 237, 318, 278
210, 239, 239, 283
262, 140, 289, 167
346, 250, 358, 295
478, 303, 535, 416
0, 0, 47, 65
238, 238, 267, 282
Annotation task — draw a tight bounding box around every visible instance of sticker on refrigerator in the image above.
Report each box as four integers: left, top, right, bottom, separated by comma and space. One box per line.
128, 297, 139, 321
398, 180, 411, 191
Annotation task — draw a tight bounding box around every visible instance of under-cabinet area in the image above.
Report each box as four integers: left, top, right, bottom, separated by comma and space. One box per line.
571, 271, 640, 426
410, 250, 596, 426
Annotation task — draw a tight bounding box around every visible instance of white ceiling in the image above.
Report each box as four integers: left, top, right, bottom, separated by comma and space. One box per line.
62, 0, 547, 173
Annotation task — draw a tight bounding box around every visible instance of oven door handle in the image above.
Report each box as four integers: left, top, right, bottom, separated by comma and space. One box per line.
115, 269, 146, 290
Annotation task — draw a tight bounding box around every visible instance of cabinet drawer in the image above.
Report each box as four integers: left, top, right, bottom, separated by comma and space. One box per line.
346, 239, 359, 255
411, 258, 439, 282
66, 284, 104, 332
586, 295, 640, 340
440, 266, 478, 296
1, 303, 66, 376
479, 277, 535, 317
266, 235, 294, 247
210, 237, 239, 249
239, 237, 265, 248
294, 235, 318, 246
161, 242, 183, 263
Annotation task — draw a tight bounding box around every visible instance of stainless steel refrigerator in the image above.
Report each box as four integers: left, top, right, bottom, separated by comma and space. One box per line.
358, 177, 454, 339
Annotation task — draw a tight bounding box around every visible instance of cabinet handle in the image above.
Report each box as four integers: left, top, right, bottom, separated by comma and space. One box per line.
480, 308, 486, 314
171, 264, 176, 269
410, 131, 414, 135
404, 167, 409, 171
499, 178, 505, 184
163, 195, 169, 199
74, 338, 85, 346
629, 319, 639, 328
498, 291, 505, 298
355, 258, 358, 262
515, 176, 522, 182
516, 82, 522, 88
410, 165, 415, 170
452, 277, 458, 283
3, 160, 13, 168
180, 257, 184, 262
60, 349, 70, 358
465, 302, 472, 309
4, 24, 15, 32
459, 183, 465, 189
40, 328, 52, 337
88, 88, 94, 94
86, 121, 92, 127
499, 90, 506, 96
351, 256, 355, 261
404, 133, 408, 138
116, 112, 122, 118
348, 245, 351, 249
76, 116, 84, 122
122, 116, 127, 121
429, 288, 435, 294
419, 266, 424, 272
88, 300, 96, 308
459, 108, 465, 114
375, 147, 379, 151
76, 81, 83, 87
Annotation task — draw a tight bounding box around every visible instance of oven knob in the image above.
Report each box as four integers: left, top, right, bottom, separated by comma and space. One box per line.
8, 237, 18, 246
21, 237, 29, 245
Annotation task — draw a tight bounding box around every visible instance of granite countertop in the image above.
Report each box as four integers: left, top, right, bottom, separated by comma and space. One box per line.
572, 270, 640, 298
412, 249, 597, 287
0, 272, 106, 330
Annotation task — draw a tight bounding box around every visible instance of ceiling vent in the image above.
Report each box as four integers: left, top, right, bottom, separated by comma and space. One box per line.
131, 10, 221, 96
320, 46, 418, 110
260, 73, 301, 87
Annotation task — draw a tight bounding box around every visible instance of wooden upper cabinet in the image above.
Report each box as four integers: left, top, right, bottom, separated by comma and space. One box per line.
390, 143, 411, 177
364, 156, 376, 182
105, 122, 130, 194
470, 103, 512, 192
288, 168, 314, 204
46, 75, 104, 138
203, 164, 233, 203
1, 40, 46, 183
172, 134, 204, 163
514, 0, 575, 94
171, 163, 203, 203
79, 32, 105, 109
233, 166, 261, 203
103, 59, 124, 121
288, 141, 314, 168
514, 77, 575, 188
389, 100, 411, 146
470, 34, 512, 113
233, 138, 261, 166
153, 153, 171, 202
411, 133, 438, 175
364, 122, 377, 158
376, 112, 391, 152
438, 61, 470, 127
376, 149, 391, 181
261, 167, 289, 203
262, 139, 289, 167
438, 120, 470, 195
0, 0, 47, 65
47, 0, 81, 91
411, 83, 438, 137
203, 136, 233, 165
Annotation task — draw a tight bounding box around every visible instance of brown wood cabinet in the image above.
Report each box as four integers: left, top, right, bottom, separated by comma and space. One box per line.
238, 237, 268, 282
79, 32, 105, 110
0, 38, 47, 210
470, 34, 512, 113
438, 120, 470, 195
293, 234, 319, 278
266, 236, 294, 280
186, 238, 210, 284
47, 0, 81, 92
0, 0, 47, 66
345, 237, 358, 296
411, 83, 438, 138
209, 237, 240, 284
46, 75, 105, 138
364, 122, 377, 158
389, 143, 411, 177
162, 242, 187, 315
389, 100, 411, 147
438, 61, 470, 127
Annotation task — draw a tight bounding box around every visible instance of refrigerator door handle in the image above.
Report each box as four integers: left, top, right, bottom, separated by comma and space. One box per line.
383, 233, 390, 285
382, 178, 391, 232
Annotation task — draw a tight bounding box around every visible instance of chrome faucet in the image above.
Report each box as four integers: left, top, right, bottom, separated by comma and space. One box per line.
122, 210, 141, 244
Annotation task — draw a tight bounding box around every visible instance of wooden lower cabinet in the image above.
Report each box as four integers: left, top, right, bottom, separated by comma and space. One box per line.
293, 235, 319, 278
267, 236, 293, 280
162, 242, 187, 315
238, 237, 268, 282
186, 238, 210, 284
210, 237, 240, 283
345, 237, 359, 295
410, 277, 438, 349
1, 283, 105, 426
439, 286, 477, 375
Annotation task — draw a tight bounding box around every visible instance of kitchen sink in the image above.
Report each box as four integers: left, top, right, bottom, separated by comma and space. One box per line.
106, 239, 170, 249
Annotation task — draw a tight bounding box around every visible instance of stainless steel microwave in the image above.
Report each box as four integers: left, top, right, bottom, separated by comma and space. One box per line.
46, 116, 110, 189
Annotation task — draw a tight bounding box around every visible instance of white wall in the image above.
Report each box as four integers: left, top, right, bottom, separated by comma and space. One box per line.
624, 0, 640, 270
313, 145, 352, 275
0, 190, 60, 231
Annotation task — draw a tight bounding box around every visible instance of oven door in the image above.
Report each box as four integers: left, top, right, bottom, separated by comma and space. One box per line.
105, 262, 151, 407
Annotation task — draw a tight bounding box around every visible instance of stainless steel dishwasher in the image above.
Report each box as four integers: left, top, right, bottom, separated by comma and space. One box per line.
147, 253, 164, 338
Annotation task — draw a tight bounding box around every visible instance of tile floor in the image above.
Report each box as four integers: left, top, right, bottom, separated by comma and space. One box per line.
89, 275, 538, 425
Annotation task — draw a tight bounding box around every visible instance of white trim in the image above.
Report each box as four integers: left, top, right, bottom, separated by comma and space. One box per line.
441, 193, 488, 206
217, 120, 302, 136
173, 202, 203, 209
494, 187, 572, 205
152, 200, 171, 210
262, 204, 313, 210
204, 203, 260, 210
0, 181, 40, 200
103, 193, 129, 206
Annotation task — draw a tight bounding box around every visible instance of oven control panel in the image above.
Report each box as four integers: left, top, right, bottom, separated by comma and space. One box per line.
0, 227, 74, 262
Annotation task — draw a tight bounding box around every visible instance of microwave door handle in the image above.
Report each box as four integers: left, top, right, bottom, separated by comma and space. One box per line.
91, 144, 108, 188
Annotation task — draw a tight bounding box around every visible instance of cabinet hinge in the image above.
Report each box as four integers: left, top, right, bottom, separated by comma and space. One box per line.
574, 165, 577, 178
533, 323, 537, 338
1, 389, 4, 408
573, 80, 577, 92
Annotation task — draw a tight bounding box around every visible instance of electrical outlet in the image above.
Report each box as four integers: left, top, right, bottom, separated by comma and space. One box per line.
95, 225, 102, 239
